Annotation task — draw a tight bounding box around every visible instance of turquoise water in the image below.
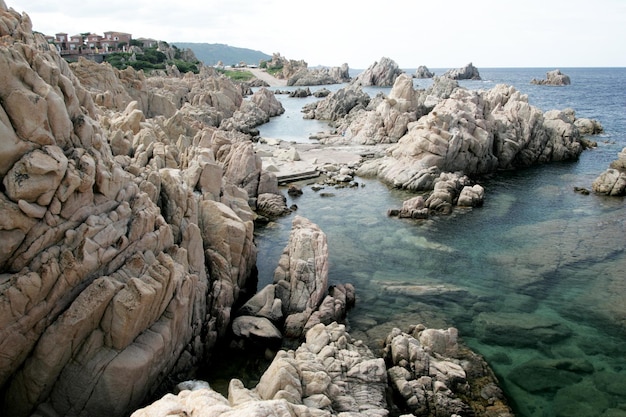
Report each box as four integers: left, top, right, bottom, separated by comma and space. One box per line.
253, 68, 626, 417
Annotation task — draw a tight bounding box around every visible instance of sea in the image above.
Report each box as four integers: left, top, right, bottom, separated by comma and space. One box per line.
233, 68, 626, 417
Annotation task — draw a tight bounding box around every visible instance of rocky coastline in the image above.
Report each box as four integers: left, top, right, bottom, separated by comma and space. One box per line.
0, 2, 610, 417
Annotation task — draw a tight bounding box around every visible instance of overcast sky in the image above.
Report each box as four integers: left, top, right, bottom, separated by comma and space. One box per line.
6, 0, 626, 69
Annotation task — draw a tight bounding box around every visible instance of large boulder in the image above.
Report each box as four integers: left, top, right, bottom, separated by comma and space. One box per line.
592, 147, 626, 195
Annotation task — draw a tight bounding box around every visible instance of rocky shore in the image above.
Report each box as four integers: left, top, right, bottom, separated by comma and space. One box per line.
0, 2, 610, 417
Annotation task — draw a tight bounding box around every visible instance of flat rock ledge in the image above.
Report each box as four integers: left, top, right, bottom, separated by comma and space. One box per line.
132, 322, 514, 417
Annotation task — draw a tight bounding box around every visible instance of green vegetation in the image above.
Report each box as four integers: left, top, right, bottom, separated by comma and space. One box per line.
259, 59, 282, 75
173, 42, 271, 66
104, 46, 200, 74
217, 68, 254, 82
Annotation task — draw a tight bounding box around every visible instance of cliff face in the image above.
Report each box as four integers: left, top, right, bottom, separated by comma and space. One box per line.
0, 3, 272, 416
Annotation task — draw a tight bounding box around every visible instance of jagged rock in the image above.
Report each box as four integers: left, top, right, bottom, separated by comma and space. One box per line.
387, 172, 482, 218
231, 316, 282, 341
263, 52, 308, 80
302, 83, 371, 122
574, 116, 603, 135
592, 146, 626, 195
384, 325, 514, 417
133, 323, 512, 417
457, 184, 485, 207
232, 217, 353, 345
415, 65, 435, 78
0, 5, 265, 417
131, 322, 389, 417
250, 87, 285, 117
442, 62, 482, 80
531, 69, 571, 85
317, 75, 458, 146
287, 64, 350, 86
357, 84, 585, 191
352, 56, 403, 87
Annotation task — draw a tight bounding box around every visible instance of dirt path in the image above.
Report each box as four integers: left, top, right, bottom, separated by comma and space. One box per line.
246, 67, 288, 87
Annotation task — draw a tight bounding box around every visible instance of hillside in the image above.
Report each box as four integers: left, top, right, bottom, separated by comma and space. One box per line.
173, 42, 271, 66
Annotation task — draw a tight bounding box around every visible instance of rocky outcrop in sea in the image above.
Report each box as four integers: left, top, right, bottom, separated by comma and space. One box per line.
531, 69, 571, 86
415, 65, 435, 78
592, 147, 626, 195
352, 56, 404, 87
441, 62, 481, 80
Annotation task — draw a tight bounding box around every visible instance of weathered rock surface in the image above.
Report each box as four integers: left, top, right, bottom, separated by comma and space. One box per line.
131, 322, 389, 417
415, 65, 435, 78
302, 82, 371, 122
0, 4, 285, 417
384, 325, 514, 417
531, 69, 571, 85
592, 147, 626, 195
307, 75, 460, 147
132, 323, 513, 417
287, 63, 351, 86
233, 216, 355, 344
442, 62, 481, 80
352, 57, 403, 87
387, 172, 485, 218
357, 83, 586, 191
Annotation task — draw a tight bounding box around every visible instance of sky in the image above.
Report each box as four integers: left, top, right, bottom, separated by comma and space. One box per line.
6, 0, 626, 69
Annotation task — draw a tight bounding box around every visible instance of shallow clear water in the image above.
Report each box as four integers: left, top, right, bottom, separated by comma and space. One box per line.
253, 68, 626, 417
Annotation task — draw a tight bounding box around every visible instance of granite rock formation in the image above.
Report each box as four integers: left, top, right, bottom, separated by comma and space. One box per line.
287, 63, 351, 86
131, 323, 514, 417
356, 82, 591, 191
0, 3, 286, 416
415, 65, 435, 78
302, 82, 372, 122
132, 322, 389, 417
531, 69, 571, 86
352, 56, 404, 87
442, 62, 481, 80
592, 147, 626, 195
233, 216, 355, 343
384, 325, 513, 417
316, 75, 458, 146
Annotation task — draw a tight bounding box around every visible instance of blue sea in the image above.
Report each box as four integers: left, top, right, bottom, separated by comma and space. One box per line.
252, 68, 626, 417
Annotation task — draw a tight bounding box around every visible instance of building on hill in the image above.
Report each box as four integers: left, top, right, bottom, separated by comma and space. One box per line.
50, 31, 132, 55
